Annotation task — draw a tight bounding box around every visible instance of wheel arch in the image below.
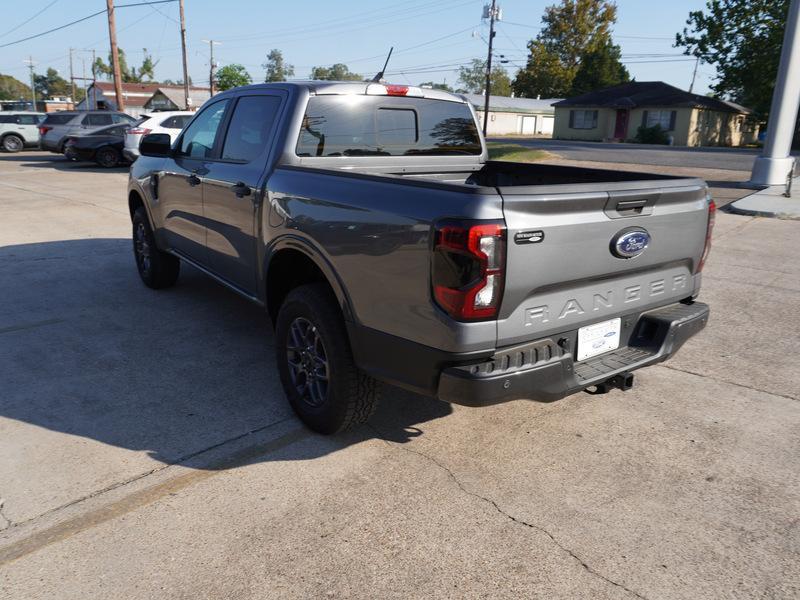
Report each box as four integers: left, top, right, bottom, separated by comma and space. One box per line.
265, 238, 355, 326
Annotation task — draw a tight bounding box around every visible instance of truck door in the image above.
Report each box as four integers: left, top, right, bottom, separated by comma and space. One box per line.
157, 98, 230, 262
201, 93, 285, 294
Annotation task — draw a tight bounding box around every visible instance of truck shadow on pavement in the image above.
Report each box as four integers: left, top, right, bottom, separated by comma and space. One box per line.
0, 238, 451, 472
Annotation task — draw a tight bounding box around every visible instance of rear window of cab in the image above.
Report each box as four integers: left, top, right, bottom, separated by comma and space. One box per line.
296, 96, 481, 157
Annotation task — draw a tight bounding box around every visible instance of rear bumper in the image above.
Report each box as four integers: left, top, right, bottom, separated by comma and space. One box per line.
40, 138, 61, 152
437, 301, 709, 406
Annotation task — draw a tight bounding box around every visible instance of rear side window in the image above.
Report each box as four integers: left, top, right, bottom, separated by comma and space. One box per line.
221, 96, 282, 163
83, 113, 113, 126
0, 115, 16, 124
18, 115, 39, 125
112, 113, 136, 124
296, 96, 481, 157
42, 113, 76, 125
160, 115, 191, 129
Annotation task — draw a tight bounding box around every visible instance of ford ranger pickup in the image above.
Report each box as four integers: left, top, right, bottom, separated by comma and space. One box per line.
127, 81, 713, 434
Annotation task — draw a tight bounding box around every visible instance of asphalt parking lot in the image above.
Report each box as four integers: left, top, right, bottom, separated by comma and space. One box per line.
1, 151, 799, 599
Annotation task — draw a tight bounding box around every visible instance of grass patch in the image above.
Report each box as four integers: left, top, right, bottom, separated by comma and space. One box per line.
487, 143, 553, 163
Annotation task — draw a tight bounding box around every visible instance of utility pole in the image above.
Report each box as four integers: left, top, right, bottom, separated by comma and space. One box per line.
202, 39, 221, 95
106, 0, 126, 111
482, 1, 499, 137
82, 58, 87, 110
91, 49, 97, 110
179, 0, 191, 109
750, 0, 800, 187
69, 48, 76, 105
688, 56, 700, 93
24, 56, 36, 110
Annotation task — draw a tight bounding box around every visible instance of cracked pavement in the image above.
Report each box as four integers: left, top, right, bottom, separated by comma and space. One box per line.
1, 152, 799, 599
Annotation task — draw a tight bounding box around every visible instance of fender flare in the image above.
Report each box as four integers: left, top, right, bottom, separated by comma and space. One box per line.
264, 234, 357, 323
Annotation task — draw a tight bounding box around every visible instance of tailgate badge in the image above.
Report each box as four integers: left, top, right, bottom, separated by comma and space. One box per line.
611, 227, 650, 258
514, 230, 544, 245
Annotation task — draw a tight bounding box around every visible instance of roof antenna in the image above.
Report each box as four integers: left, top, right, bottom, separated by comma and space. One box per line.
371, 46, 394, 83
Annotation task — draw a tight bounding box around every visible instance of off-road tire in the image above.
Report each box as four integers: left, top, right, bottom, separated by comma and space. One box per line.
275, 283, 380, 434
2, 134, 23, 153
132, 206, 180, 289
96, 146, 120, 168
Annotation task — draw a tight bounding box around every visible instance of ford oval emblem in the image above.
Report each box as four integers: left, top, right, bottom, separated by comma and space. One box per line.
611, 227, 650, 259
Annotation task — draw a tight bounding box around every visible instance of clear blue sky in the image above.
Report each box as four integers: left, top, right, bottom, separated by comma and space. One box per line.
0, 0, 715, 97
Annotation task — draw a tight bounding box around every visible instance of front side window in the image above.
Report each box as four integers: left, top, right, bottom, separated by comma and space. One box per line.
569, 110, 598, 129
0, 115, 15, 124
296, 96, 481, 157
178, 100, 229, 158
42, 113, 76, 125
222, 95, 282, 162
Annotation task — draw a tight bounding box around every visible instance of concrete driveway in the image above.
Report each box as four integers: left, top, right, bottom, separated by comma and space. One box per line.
490, 138, 800, 173
1, 152, 798, 599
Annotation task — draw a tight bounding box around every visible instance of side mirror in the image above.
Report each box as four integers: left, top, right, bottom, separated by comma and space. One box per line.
140, 133, 172, 158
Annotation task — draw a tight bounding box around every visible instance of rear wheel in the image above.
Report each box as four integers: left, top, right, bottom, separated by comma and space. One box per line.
2, 134, 23, 153
96, 146, 120, 168
132, 207, 180, 289
276, 284, 380, 434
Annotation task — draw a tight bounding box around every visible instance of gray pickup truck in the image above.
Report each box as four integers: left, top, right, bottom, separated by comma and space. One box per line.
128, 81, 714, 433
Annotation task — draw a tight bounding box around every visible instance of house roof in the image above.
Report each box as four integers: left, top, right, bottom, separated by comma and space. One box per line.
88, 82, 211, 107
148, 86, 211, 110
553, 81, 753, 114
462, 93, 562, 114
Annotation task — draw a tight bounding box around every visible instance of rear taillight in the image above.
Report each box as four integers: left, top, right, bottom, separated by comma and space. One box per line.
38, 126, 51, 135
432, 220, 506, 320
127, 127, 151, 135
697, 198, 716, 273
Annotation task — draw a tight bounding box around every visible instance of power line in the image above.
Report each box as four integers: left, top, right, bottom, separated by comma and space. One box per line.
0, 0, 61, 40
0, 0, 177, 49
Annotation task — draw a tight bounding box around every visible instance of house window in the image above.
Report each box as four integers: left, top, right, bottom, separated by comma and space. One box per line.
644, 110, 677, 131
569, 110, 598, 129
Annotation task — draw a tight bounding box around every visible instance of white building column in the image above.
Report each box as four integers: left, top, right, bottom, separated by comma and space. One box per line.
750, 0, 800, 186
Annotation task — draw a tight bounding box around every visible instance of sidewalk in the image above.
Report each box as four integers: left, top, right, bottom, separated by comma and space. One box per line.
730, 175, 800, 219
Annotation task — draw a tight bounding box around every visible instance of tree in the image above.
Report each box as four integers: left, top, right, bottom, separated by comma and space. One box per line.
309, 63, 362, 81
263, 49, 294, 82
0, 74, 32, 100
675, 0, 789, 118
456, 59, 512, 96
512, 0, 623, 98
419, 81, 453, 92
33, 68, 71, 99
215, 64, 252, 91
569, 39, 630, 95
93, 48, 159, 83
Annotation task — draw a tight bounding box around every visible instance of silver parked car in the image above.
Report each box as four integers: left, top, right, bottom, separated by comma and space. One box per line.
0, 111, 45, 152
39, 110, 137, 154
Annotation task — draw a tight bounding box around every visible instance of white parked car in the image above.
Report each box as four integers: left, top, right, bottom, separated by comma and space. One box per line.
123, 111, 194, 160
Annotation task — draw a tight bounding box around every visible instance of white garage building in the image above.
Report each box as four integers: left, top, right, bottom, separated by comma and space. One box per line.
462, 94, 561, 137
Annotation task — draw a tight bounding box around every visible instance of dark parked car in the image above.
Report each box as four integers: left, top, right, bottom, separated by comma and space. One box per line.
64, 123, 133, 167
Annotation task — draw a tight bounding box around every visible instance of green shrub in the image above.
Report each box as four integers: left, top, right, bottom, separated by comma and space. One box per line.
634, 124, 670, 145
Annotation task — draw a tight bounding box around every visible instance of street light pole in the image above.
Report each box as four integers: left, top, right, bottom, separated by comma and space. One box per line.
750, 0, 800, 187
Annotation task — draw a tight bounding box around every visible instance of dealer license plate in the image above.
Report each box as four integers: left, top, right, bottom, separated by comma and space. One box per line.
576, 318, 621, 362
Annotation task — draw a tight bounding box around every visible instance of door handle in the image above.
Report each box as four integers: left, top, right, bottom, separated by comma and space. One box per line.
186, 173, 201, 186
230, 181, 251, 198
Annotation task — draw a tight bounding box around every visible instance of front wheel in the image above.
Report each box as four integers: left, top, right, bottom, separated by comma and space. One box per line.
2, 134, 23, 153
275, 284, 380, 434
132, 207, 180, 289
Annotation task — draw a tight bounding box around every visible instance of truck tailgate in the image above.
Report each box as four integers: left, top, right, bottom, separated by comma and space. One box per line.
497, 179, 709, 346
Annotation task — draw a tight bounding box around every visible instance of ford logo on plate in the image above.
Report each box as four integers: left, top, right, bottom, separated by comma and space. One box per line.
611, 227, 651, 259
